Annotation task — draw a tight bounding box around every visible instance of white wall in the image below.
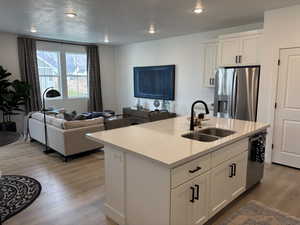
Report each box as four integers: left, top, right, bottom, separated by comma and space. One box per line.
114, 23, 263, 115
258, 4, 300, 163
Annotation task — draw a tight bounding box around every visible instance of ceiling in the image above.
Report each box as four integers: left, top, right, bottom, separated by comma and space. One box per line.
0, 0, 300, 45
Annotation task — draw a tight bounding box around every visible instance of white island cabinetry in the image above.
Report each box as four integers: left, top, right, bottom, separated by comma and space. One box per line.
86, 116, 269, 225
104, 138, 248, 225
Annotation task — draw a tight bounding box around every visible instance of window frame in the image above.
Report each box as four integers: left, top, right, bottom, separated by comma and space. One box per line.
36, 41, 89, 100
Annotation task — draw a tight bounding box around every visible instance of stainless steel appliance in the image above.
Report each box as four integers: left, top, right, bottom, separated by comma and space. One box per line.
246, 131, 267, 189
214, 66, 260, 121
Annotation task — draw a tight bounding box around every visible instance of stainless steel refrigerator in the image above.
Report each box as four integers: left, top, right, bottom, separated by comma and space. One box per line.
213, 66, 260, 121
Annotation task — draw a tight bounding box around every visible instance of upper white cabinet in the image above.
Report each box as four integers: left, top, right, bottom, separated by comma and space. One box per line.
218, 30, 263, 67
203, 41, 218, 87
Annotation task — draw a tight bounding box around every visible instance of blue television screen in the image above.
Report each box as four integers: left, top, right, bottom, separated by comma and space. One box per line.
134, 65, 175, 100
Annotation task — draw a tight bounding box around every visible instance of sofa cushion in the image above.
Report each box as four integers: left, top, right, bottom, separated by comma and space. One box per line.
63, 117, 104, 129
31, 112, 65, 129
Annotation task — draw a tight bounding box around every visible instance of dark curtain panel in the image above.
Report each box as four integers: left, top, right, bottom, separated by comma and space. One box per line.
87, 45, 103, 112
17, 37, 41, 113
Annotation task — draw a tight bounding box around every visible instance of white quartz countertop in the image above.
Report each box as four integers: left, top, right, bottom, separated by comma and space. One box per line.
86, 116, 269, 168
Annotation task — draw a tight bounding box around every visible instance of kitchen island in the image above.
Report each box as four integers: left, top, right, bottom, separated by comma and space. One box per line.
87, 116, 269, 225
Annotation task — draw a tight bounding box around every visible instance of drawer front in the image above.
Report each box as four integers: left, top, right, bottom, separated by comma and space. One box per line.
211, 138, 248, 167
171, 154, 211, 188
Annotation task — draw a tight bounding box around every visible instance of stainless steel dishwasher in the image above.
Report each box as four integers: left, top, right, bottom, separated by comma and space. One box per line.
246, 131, 267, 189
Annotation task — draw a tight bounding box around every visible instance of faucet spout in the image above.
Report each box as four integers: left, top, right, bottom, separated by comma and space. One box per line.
190, 100, 210, 131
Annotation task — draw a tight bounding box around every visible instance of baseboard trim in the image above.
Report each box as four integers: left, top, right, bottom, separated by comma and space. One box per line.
104, 203, 125, 225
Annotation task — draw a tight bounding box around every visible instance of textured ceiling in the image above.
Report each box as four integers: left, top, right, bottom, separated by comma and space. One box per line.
0, 0, 300, 45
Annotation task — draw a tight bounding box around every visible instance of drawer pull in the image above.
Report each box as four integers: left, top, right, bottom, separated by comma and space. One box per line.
195, 184, 199, 200
229, 164, 234, 178
190, 186, 195, 203
189, 166, 202, 173
232, 163, 236, 176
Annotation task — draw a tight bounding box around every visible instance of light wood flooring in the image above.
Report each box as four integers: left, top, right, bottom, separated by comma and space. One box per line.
1, 140, 300, 225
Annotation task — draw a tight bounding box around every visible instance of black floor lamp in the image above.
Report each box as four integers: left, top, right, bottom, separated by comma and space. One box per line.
42, 87, 61, 153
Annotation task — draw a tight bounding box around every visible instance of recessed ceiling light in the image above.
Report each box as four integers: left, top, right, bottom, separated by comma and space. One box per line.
148, 24, 156, 34
104, 35, 110, 43
65, 12, 77, 18
30, 27, 37, 33
194, 0, 205, 14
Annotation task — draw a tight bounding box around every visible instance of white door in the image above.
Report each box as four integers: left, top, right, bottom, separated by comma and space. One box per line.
171, 180, 193, 225
229, 152, 247, 200
191, 173, 210, 225
273, 48, 300, 168
240, 35, 262, 66
209, 161, 231, 217
218, 38, 240, 67
204, 42, 218, 87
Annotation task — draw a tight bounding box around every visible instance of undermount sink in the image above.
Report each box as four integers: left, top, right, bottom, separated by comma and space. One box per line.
182, 128, 236, 142
182, 132, 219, 142
199, 128, 236, 137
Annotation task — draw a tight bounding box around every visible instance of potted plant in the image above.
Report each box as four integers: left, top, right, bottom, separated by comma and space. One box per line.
0, 66, 30, 132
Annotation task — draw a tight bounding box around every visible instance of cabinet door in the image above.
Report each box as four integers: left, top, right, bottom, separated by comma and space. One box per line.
218, 38, 240, 67
204, 42, 218, 87
209, 162, 232, 217
229, 152, 248, 200
191, 173, 210, 225
171, 180, 193, 225
240, 35, 262, 65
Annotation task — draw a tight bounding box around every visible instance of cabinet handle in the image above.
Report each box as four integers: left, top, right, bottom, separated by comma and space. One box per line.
189, 166, 202, 173
212, 78, 215, 85
235, 56, 238, 64
232, 163, 237, 176
190, 186, 195, 203
194, 184, 200, 200
229, 164, 234, 178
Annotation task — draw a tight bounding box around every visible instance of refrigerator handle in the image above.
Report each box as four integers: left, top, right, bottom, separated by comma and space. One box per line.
231, 71, 238, 118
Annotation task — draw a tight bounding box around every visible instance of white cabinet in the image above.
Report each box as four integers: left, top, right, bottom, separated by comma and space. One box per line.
171, 172, 210, 225
203, 41, 218, 87
230, 152, 248, 200
218, 38, 240, 67
104, 138, 250, 225
209, 160, 232, 217
209, 152, 248, 217
218, 30, 263, 67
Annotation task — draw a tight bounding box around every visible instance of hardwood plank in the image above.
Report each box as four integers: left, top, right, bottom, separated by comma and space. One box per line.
1, 141, 300, 225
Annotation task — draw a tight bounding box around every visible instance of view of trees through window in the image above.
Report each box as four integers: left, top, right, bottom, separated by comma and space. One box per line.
66, 53, 88, 97
37, 50, 61, 95
37, 50, 88, 98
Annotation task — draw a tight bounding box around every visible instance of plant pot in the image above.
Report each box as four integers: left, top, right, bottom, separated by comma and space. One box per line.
0, 122, 17, 132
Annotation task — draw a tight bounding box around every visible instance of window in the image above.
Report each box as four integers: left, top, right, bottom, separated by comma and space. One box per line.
37, 51, 61, 95
66, 53, 88, 98
37, 43, 88, 99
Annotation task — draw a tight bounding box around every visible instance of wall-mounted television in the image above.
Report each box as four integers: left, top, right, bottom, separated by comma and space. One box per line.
134, 65, 175, 100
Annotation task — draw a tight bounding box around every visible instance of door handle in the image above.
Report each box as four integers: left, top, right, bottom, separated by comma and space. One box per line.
194, 184, 199, 200
189, 166, 202, 173
229, 164, 234, 178
190, 186, 195, 203
232, 163, 237, 176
